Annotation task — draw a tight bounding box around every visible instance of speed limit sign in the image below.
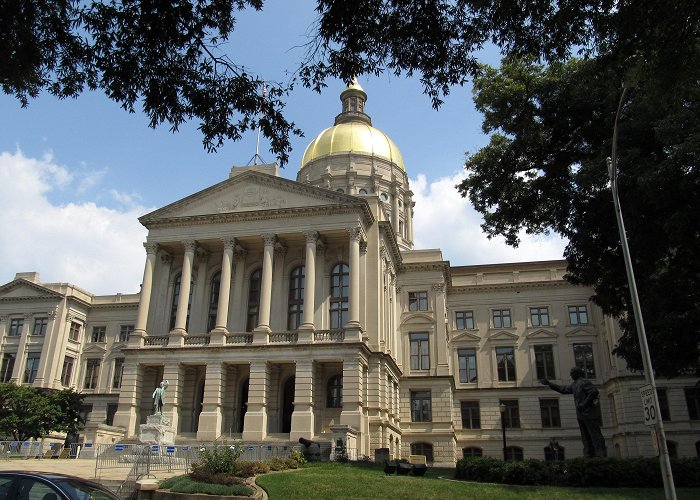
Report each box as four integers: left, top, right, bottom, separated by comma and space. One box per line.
639, 384, 658, 427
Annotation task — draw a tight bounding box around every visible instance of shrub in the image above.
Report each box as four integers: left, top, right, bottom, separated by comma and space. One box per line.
160, 475, 253, 497
268, 457, 291, 471
290, 450, 307, 465
455, 456, 503, 483
191, 444, 244, 475
237, 461, 270, 478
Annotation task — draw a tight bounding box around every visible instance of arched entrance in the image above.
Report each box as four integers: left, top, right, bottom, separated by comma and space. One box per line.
281, 376, 295, 433
238, 378, 249, 433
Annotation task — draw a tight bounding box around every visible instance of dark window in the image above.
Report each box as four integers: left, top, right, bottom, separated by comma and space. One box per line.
410, 442, 433, 462
458, 348, 477, 383
61, 357, 74, 386
504, 446, 524, 461
573, 343, 596, 378
685, 388, 700, 420
667, 441, 678, 459
411, 391, 432, 422
118, 324, 134, 342
568, 305, 589, 325
496, 346, 516, 381
535, 344, 556, 380
106, 403, 119, 426
657, 388, 670, 421
288, 266, 305, 330
540, 398, 561, 428
112, 358, 124, 389
1, 354, 15, 382
8, 318, 24, 337
246, 269, 262, 332
32, 317, 48, 336
455, 311, 475, 330
500, 399, 520, 428
208, 271, 221, 332
410, 333, 430, 370
492, 309, 511, 328
530, 307, 550, 327
460, 401, 480, 429
408, 291, 428, 311
544, 443, 565, 461
91, 326, 106, 343
68, 321, 81, 342
170, 273, 193, 330
327, 374, 343, 408
83, 359, 101, 389
462, 447, 483, 458
330, 264, 349, 329
23, 352, 40, 383
695, 441, 700, 457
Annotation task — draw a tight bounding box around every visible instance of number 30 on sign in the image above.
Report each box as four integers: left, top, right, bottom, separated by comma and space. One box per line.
639, 384, 658, 427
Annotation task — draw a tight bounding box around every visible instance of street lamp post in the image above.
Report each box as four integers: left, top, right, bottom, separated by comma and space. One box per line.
608, 81, 677, 500
499, 402, 507, 461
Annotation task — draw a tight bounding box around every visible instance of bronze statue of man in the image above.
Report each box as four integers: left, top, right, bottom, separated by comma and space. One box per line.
540, 367, 607, 457
152, 380, 169, 415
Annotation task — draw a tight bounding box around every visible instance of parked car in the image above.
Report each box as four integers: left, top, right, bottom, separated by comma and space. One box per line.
0, 471, 119, 500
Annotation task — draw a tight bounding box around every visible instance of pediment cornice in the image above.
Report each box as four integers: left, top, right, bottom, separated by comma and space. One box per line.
449, 280, 568, 294
525, 328, 558, 339
452, 331, 481, 342
565, 326, 597, 337
0, 279, 65, 301
82, 344, 107, 355
487, 329, 520, 341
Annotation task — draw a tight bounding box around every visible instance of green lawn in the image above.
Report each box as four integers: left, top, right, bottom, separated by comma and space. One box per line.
256, 462, 699, 500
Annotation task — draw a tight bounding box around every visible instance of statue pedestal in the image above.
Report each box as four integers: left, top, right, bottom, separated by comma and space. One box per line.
139, 414, 174, 445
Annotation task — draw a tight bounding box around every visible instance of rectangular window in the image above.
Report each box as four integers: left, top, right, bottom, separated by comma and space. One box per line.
8, 318, 24, 337
409, 333, 430, 370
496, 346, 516, 381
685, 388, 700, 420
573, 343, 596, 378
534, 344, 556, 380
657, 388, 670, 421
540, 398, 561, 428
83, 359, 101, 389
455, 311, 475, 330
1, 354, 15, 382
118, 324, 134, 342
492, 309, 512, 328
23, 352, 40, 383
106, 403, 119, 426
460, 401, 481, 429
32, 318, 48, 336
112, 358, 124, 389
408, 291, 428, 311
91, 326, 106, 343
568, 305, 589, 325
530, 307, 550, 327
458, 348, 478, 383
61, 357, 74, 387
411, 391, 432, 422
500, 399, 520, 428
68, 321, 81, 342
608, 394, 617, 426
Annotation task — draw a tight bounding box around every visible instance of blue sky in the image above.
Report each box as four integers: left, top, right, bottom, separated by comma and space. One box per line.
0, 1, 565, 294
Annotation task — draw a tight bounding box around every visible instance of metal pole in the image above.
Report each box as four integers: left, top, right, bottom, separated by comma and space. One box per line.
608, 84, 676, 500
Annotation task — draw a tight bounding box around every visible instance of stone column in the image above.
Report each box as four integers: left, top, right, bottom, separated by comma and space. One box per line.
197, 362, 225, 440
340, 357, 364, 437
299, 231, 318, 340
10, 314, 32, 384
433, 282, 449, 376
242, 361, 269, 441
408, 201, 415, 242
254, 234, 276, 341
212, 238, 235, 342
290, 360, 315, 441
272, 242, 287, 331
162, 364, 182, 434
392, 184, 400, 234
35, 310, 59, 388
230, 247, 247, 332
134, 243, 159, 342
114, 362, 143, 437
172, 240, 196, 342
346, 226, 362, 327
192, 247, 210, 332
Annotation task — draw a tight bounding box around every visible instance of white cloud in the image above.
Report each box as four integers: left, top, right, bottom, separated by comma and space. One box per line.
0, 150, 150, 294
411, 170, 567, 266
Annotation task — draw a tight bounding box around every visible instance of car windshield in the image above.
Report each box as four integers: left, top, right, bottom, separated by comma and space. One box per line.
53, 479, 118, 500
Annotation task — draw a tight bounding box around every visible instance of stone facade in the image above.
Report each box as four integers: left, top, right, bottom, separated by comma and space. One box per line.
1, 83, 698, 465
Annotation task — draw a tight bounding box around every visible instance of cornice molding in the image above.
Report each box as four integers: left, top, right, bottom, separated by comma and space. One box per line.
448, 280, 570, 294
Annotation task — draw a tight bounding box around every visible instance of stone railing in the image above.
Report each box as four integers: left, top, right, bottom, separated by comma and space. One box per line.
144, 336, 169, 346
270, 332, 298, 343
139, 328, 347, 347
314, 329, 345, 342
184, 335, 210, 345
226, 333, 253, 344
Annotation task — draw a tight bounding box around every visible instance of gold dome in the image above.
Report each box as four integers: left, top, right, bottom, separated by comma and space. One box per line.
300, 80, 405, 170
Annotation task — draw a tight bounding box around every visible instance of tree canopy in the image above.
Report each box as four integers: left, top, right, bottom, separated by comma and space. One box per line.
0, 383, 84, 441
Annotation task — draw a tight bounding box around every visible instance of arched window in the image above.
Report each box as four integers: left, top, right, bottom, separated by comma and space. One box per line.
504, 446, 524, 461
330, 263, 349, 329
246, 269, 262, 332
410, 442, 434, 462
327, 374, 343, 408
207, 271, 221, 332
544, 444, 565, 461
462, 447, 482, 458
288, 266, 305, 330
169, 273, 193, 330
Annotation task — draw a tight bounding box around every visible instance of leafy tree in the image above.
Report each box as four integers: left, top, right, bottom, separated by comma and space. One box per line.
0, 383, 85, 441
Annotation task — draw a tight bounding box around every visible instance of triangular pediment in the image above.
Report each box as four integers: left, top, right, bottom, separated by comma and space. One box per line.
453, 331, 481, 343
0, 279, 63, 301
140, 170, 368, 224
565, 327, 596, 338
83, 344, 107, 354
487, 330, 520, 341
526, 328, 558, 339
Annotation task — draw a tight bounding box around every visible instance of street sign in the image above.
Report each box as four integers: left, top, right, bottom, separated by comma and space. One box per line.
114, 444, 125, 452
166, 446, 175, 453
639, 384, 658, 427
151, 445, 159, 452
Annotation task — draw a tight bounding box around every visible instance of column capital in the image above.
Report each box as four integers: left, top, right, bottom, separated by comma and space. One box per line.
274, 241, 287, 258
233, 245, 248, 259
432, 282, 446, 293
346, 225, 364, 242
160, 252, 172, 265
360, 241, 368, 254
182, 239, 197, 253
196, 247, 210, 262
261, 233, 277, 247
303, 230, 319, 244
222, 237, 237, 250
144, 242, 159, 254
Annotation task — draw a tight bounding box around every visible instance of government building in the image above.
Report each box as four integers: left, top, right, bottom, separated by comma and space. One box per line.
1, 82, 698, 465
